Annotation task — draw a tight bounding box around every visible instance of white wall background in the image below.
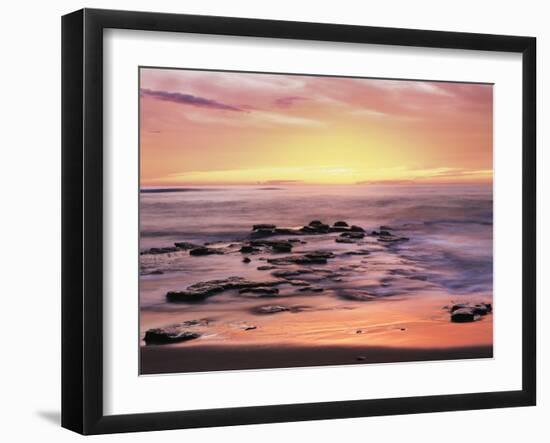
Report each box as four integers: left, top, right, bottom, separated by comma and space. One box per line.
0, 0, 546, 441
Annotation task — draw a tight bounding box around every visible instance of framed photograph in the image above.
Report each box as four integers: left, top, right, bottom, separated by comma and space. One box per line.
62, 8, 536, 434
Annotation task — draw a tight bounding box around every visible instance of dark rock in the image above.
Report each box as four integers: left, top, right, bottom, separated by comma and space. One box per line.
257, 265, 276, 271
356, 330, 363, 334
450, 302, 491, 316
329, 226, 351, 232
150, 270, 163, 275
250, 240, 293, 253
451, 308, 477, 323
274, 228, 302, 235
255, 305, 289, 314
377, 236, 409, 243
166, 276, 283, 302
380, 225, 393, 231
350, 225, 365, 232
298, 286, 324, 293
244, 326, 257, 331
141, 246, 179, 255
174, 242, 201, 250
242, 257, 251, 263
189, 246, 223, 256
309, 220, 324, 227
253, 224, 276, 231
144, 328, 200, 345
338, 291, 376, 301
240, 245, 259, 253
267, 251, 335, 266
287, 280, 311, 286
356, 356, 367, 361
340, 231, 365, 239
239, 287, 280, 296
335, 237, 355, 244
379, 230, 392, 236
343, 249, 370, 256
272, 269, 313, 278
334, 221, 349, 227
370, 231, 380, 236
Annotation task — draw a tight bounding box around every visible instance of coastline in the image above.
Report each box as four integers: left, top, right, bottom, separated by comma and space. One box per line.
140, 343, 493, 375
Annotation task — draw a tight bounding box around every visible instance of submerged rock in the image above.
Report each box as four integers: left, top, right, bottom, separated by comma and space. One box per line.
267, 250, 335, 265
144, 328, 200, 345
255, 305, 289, 314
340, 231, 365, 239
141, 246, 179, 255
377, 236, 409, 243
240, 245, 260, 254
335, 237, 355, 244
174, 242, 201, 250
253, 224, 276, 231
298, 286, 324, 293
166, 276, 283, 302
189, 246, 224, 256
239, 287, 280, 296
250, 240, 293, 253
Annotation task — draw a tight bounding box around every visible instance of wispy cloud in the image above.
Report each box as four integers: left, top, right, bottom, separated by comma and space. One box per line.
274, 96, 308, 107
140, 88, 246, 112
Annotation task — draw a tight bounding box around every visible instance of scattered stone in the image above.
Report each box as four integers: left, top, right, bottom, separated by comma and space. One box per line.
189, 246, 224, 256
257, 265, 276, 271
377, 236, 409, 243
242, 257, 251, 263
174, 242, 201, 250
244, 325, 257, 331
267, 251, 335, 265
379, 230, 392, 236
239, 287, 280, 296
250, 240, 293, 253
334, 221, 349, 227
255, 305, 289, 314
287, 280, 311, 286
350, 225, 365, 232
144, 328, 200, 345
335, 237, 355, 243
141, 246, 179, 255
451, 308, 477, 323
240, 245, 260, 253
272, 269, 313, 278
356, 330, 363, 334
298, 286, 324, 293
141, 269, 164, 275
338, 291, 377, 301
166, 276, 283, 302
253, 224, 276, 231
343, 249, 370, 256
340, 231, 365, 239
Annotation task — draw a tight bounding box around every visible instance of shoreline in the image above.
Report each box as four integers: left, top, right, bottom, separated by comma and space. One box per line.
140, 343, 493, 375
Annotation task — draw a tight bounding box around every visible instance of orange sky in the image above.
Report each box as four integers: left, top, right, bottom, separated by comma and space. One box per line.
140, 68, 493, 186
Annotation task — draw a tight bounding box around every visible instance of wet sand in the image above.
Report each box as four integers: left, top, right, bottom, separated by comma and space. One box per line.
141, 343, 493, 374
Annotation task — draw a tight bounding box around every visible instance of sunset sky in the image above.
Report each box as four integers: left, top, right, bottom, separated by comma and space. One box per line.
140, 68, 492, 186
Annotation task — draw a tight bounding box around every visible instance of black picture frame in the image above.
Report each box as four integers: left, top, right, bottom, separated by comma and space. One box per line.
62, 8, 536, 435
